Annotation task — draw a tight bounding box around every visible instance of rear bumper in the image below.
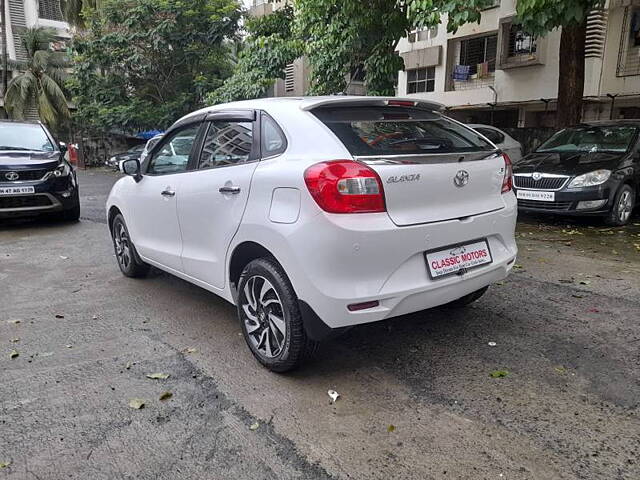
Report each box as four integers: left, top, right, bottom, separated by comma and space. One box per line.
290, 194, 518, 333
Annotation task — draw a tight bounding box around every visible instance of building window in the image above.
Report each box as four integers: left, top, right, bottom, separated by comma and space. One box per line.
408, 26, 439, 43
507, 24, 537, 58
407, 67, 435, 93
39, 0, 64, 21
617, 7, 640, 76
458, 34, 497, 77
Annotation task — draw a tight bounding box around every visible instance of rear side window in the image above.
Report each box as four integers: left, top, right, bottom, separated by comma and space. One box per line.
261, 113, 287, 156
312, 106, 493, 156
475, 127, 505, 145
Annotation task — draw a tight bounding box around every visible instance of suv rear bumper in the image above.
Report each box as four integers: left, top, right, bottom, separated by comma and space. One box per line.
288, 194, 518, 334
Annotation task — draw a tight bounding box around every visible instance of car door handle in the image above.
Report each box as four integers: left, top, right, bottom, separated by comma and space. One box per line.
161, 189, 176, 197
219, 186, 241, 194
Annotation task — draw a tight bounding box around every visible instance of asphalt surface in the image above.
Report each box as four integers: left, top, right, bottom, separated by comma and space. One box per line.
1, 169, 639, 480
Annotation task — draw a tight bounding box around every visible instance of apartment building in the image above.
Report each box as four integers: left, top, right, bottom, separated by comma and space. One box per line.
248, 0, 365, 97
397, 0, 639, 127
1, 0, 71, 111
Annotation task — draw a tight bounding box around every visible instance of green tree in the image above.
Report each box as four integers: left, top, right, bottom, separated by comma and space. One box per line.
517, 0, 604, 127
70, 0, 241, 132
208, 5, 303, 103
60, 0, 103, 28
5, 27, 70, 127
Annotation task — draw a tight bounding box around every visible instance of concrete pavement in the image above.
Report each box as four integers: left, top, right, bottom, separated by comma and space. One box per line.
1, 169, 639, 479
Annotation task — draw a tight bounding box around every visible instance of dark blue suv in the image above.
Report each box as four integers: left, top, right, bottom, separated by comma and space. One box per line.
0, 120, 79, 221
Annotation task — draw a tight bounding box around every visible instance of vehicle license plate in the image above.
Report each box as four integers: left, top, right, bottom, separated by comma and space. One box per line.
0, 186, 35, 195
516, 190, 555, 202
426, 239, 493, 278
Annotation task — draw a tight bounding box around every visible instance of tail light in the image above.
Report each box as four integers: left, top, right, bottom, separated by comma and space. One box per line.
304, 160, 386, 213
501, 153, 513, 194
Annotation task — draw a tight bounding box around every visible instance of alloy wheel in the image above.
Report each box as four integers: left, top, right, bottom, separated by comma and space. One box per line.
114, 223, 132, 270
241, 275, 286, 358
618, 190, 633, 223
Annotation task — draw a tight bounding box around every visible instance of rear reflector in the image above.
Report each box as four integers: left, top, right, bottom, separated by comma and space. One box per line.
347, 300, 380, 312
304, 160, 386, 213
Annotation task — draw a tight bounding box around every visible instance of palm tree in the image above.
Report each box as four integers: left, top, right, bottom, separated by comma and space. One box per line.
4, 27, 70, 127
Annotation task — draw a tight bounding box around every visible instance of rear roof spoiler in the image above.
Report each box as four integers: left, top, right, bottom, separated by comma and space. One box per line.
299, 96, 444, 112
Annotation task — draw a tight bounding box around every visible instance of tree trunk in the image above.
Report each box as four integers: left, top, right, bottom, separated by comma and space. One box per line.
556, 21, 587, 128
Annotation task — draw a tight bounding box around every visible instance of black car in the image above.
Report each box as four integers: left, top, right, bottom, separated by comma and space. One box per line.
0, 120, 80, 221
105, 144, 145, 170
513, 121, 639, 225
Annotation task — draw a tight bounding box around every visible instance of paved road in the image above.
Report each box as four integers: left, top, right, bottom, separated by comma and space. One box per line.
1, 169, 639, 479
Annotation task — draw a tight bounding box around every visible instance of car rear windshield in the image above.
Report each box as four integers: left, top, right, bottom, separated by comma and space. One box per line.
312, 106, 494, 156
0, 123, 54, 152
537, 125, 638, 153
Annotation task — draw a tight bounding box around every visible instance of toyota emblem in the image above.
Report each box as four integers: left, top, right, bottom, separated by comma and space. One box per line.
5, 171, 19, 181
532, 172, 542, 181
454, 170, 469, 188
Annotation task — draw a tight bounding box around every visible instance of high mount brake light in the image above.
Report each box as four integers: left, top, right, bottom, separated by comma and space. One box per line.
304, 160, 386, 214
501, 153, 513, 194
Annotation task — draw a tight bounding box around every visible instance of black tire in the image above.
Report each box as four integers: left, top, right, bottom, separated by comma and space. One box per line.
111, 214, 150, 278
605, 184, 635, 226
237, 257, 318, 373
446, 286, 489, 308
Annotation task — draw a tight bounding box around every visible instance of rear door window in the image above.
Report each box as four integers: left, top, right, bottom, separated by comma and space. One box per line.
312, 106, 494, 156
475, 127, 505, 145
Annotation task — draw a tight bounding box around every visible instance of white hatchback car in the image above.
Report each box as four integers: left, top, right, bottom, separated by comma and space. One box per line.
107, 97, 518, 372
468, 124, 523, 163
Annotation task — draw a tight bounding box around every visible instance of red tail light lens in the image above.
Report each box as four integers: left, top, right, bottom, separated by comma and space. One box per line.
501, 153, 513, 194
304, 160, 386, 213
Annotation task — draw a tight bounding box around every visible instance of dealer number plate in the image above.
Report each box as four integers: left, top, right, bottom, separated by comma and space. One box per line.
426, 240, 492, 279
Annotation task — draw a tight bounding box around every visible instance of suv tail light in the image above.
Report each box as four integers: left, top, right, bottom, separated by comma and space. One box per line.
501, 153, 513, 194
304, 160, 386, 213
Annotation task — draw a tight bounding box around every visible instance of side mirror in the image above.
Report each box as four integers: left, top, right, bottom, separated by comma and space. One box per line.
122, 159, 142, 182
59, 142, 68, 154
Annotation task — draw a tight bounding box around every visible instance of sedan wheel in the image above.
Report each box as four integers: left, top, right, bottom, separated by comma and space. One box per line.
617, 189, 633, 224
606, 185, 635, 226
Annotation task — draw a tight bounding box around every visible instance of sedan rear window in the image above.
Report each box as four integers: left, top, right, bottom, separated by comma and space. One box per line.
537, 126, 638, 153
312, 106, 494, 156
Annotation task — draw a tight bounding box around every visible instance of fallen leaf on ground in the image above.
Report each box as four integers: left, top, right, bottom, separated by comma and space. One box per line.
128, 398, 145, 409
490, 370, 509, 378
92, 315, 98, 320
387, 425, 396, 433
0, 461, 10, 468
9, 350, 19, 359
183, 347, 197, 354
249, 422, 260, 431
488, 341, 497, 347
10, 338, 19, 343
579, 280, 591, 286
125, 362, 132, 370
146, 373, 170, 380
55, 314, 64, 319
572, 294, 585, 299
554, 366, 567, 374
66, 345, 73, 349
7, 319, 20, 324
159, 391, 173, 401
588, 308, 600, 313
59, 255, 69, 260
513, 264, 523, 269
